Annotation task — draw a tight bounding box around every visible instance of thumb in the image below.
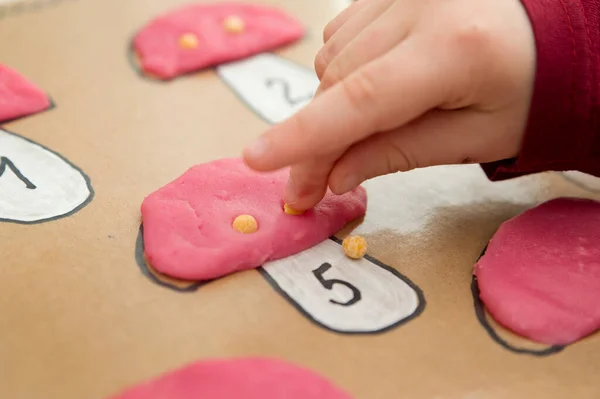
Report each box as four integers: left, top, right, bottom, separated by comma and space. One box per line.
327, 109, 500, 194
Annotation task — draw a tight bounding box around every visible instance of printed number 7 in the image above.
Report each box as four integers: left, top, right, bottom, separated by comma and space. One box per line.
0, 156, 36, 189
312, 263, 362, 307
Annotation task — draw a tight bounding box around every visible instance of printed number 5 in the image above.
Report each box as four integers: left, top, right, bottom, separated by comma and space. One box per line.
312, 263, 362, 307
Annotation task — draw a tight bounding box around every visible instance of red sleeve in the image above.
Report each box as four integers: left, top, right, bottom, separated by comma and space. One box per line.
481, 0, 600, 180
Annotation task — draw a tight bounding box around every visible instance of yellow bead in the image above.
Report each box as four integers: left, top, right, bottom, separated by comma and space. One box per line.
178, 33, 199, 49
283, 203, 304, 215
232, 214, 258, 234
342, 236, 367, 259
223, 15, 245, 33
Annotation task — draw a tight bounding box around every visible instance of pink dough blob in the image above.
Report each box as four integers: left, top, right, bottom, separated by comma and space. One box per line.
474, 197, 600, 345
140, 158, 367, 281
0, 64, 51, 122
109, 357, 353, 399
133, 2, 305, 79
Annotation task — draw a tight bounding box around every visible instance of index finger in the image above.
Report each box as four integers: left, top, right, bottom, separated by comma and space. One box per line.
243, 40, 447, 172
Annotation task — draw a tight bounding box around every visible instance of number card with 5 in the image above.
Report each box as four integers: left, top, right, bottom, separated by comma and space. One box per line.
261, 238, 425, 334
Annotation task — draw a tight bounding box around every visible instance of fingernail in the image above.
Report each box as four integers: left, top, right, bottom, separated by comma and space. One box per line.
244, 136, 269, 160
285, 177, 297, 204
337, 174, 360, 194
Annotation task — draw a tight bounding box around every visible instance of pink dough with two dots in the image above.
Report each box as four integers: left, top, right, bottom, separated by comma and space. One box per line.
474, 197, 600, 345
141, 158, 367, 281
133, 2, 305, 80
0, 64, 50, 122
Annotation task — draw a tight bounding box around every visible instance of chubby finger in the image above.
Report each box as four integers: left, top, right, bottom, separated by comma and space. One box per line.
327, 109, 493, 194
315, 0, 393, 79
319, 1, 410, 92
284, 154, 340, 210
322, 0, 373, 43
244, 40, 447, 172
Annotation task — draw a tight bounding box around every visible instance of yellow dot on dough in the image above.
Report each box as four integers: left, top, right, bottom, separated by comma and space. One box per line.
179, 33, 199, 49
283, 203, 304, 215
232, 214, 258, 234
342, 236, 367, 259
223, 15, 245, 33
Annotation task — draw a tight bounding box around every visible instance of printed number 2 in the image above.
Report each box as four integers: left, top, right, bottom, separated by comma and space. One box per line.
312, 263, 362, 306
265, 78, 313, 106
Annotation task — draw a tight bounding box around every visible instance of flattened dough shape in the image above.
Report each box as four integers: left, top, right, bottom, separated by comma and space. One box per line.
0, 64, 50, 122
110, 357, 353, 399
475, 197, 600, 345
133, 2, 305, 80
141, 158, 367, 281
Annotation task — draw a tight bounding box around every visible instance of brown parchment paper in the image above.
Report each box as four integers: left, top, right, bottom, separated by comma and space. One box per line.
0, 0, 598, 398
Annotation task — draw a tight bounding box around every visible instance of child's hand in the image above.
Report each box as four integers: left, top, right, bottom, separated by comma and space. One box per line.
243, 0, 536, 210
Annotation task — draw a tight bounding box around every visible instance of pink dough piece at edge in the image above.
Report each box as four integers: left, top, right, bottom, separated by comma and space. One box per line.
0, 64, 51, 122
133, 2, 305, 79
474, 197, 600, 345
109, 357, 353, 399
140, 158, 367, 281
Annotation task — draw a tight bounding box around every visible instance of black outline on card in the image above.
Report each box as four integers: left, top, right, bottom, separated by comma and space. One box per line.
0, 97, 56, 126
258, 236, 427, 335
0, 127, 94, 224
471, 246, 564, 356
0, 0, 77, 20
216, 54, 316, 125
135, 224, 206, 292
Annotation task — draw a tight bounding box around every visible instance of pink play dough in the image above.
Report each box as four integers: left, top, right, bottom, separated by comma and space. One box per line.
0, 64, 51, 122
109, 357, 353, 399
141, 158, 367, 281
474, 197, 600, 345
133, 2, 305, 80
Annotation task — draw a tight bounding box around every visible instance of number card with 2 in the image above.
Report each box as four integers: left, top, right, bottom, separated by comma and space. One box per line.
216, 53, 318, 124
260, 238, 425, 334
